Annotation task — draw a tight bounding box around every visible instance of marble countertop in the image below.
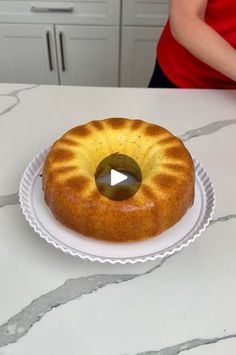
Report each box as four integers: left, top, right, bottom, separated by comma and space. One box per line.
0, 84, 236, 355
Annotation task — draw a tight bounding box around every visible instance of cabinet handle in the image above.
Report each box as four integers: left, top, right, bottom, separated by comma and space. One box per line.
31, 6, 73, 13
59, 32, 66, 72
46, 31, 53, 71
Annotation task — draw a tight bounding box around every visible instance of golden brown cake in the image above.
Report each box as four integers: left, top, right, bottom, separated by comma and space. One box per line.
42, 118, 195, 242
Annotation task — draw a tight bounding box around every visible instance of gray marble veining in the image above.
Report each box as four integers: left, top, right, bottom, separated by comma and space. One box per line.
0, 258, 167, 348
0, 193, 19, 209
0, 85, 38, 118
180, 118, 236, 142
209, 214, 236, 226
135, 334, 236, 355
0, 191, 235, 349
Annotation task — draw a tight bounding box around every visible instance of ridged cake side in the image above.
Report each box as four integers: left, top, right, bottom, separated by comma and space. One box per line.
42, 118, 195, 242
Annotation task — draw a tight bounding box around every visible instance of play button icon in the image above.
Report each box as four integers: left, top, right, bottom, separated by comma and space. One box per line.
111, 169, 128, 186
95, 153, 142, 201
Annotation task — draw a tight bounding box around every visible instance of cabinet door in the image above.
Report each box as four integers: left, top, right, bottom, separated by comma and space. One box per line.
123, 0, 169, 26
0, 24, 58, 84
121, 27, 163, 88
55, 25, 119, 87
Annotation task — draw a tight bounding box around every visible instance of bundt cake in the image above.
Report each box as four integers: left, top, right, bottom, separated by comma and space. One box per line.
42, 117, 195, 242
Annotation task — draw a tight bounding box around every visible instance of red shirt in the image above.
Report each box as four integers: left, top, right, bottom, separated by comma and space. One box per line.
157, 0, 236, 89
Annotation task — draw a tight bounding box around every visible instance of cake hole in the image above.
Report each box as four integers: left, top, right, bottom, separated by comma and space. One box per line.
95, 153, 142, 201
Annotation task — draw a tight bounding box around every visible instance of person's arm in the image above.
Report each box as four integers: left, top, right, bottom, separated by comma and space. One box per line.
169, 0, 236, 81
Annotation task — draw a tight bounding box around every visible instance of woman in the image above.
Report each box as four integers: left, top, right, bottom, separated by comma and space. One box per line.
149, 0, 236, 89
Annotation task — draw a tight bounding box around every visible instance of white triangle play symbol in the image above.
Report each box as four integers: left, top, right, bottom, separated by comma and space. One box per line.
111, 169, 128, 186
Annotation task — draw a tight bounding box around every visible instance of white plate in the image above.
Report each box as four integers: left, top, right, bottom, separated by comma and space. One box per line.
19, 147, 215, 264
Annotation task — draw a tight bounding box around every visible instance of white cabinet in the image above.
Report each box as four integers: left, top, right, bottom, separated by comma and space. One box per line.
0, 24, 58, 84
120, 0, 168, 88
0, 1, 168, 87
121, 27, 163, 88
0, 0, 120, 86
0, 0, 120, 25
55, 25, 119, 86
0, 23, 119, 86
122, 0, 169, 26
